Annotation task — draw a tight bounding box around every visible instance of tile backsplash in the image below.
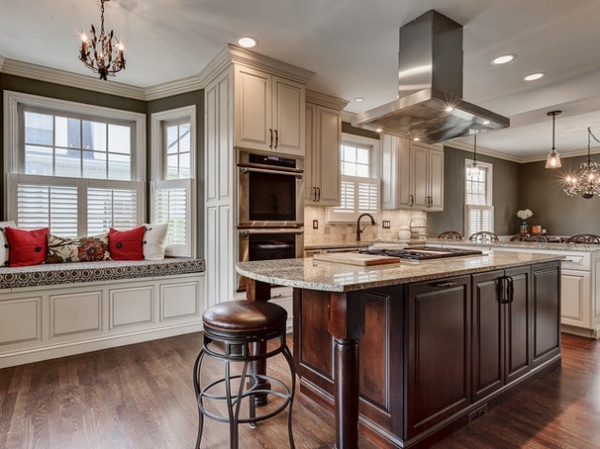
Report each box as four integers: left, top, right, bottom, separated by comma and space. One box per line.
304, 206, 427, 246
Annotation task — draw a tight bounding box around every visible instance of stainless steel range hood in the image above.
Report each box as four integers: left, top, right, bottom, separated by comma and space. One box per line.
352, 10, 509, 143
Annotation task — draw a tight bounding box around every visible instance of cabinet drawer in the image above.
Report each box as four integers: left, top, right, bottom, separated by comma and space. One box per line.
561, 253, 590, 270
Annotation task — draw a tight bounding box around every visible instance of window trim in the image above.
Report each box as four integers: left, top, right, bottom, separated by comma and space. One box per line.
150, 106, 197, 182
328, 133, 380, 224
464, 159, 493, 206
4, 90, 146, 217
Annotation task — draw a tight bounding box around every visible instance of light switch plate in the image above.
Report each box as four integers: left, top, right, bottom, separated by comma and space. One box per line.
313, 219, 319, 229
382, 220, 391, 229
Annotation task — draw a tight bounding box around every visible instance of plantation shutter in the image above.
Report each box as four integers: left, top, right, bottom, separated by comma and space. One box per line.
328, 176, 379, 222
87, 186, 141, 234
466, 205, 494, 237
151, 179, 195, 257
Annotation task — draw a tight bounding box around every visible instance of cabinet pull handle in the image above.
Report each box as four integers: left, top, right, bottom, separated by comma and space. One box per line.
317, 187, 321, 202
507, 276, 515, 303
497, 275, 512, 304
274, 129, 279, 149
312, 187, 317, 202
433, 281, 457, 288
409, 194, 414, 207
269, 129, 273, 148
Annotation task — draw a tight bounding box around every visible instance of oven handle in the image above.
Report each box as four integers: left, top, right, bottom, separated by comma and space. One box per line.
239, 228, 305, 237
239, 166, 304, 179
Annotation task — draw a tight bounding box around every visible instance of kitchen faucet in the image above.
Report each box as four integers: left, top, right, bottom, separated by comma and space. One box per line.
356, 213, 376, 241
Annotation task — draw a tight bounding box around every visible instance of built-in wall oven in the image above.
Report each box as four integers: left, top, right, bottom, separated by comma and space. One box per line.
237, 150, 305, 291
237, 150, 304, 227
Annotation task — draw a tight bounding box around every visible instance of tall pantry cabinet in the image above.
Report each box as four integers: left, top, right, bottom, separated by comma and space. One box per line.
200, 45, 314, 307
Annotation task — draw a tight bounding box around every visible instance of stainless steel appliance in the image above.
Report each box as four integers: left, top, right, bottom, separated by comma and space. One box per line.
238, 228, 304, 291
360, 246, 482, 261
352, 10, 509, 143
237, 150, 304, 228
237, 149, 305, 291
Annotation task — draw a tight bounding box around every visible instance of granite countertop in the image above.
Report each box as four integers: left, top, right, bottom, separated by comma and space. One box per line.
236, 251, 563, 293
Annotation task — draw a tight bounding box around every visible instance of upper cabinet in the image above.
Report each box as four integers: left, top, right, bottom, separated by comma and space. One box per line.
381, 135, 444, 211
235, 66, 305, 157
305, 91, 348, 206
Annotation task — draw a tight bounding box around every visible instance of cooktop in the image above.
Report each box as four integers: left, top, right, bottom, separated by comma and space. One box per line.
360, 246, 483, 261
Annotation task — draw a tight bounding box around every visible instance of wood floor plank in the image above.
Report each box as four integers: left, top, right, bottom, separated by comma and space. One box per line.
0, 333, 598, 448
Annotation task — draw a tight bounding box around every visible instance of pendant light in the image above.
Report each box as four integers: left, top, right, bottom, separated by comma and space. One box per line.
545, 110, 562, 168
467, 134, 480, 178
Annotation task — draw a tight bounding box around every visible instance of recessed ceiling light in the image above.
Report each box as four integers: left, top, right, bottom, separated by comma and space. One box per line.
492, 54, 516, 65
445, 106, 454, 112
413, 137, 421, 142
375, 127, 383, 133
482, 119, 491, 125
524, 72, 545, 81
237, 37, 257, 48
354, 97, 365, 102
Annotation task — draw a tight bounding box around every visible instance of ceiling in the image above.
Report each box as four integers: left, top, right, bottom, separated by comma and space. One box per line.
2, 0, 600, 161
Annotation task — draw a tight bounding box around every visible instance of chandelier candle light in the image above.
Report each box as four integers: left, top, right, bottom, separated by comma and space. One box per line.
563, 127, 600, 199
79, 0, 125, 81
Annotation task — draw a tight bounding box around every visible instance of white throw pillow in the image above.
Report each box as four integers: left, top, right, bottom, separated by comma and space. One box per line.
0, 221, 16, 267
143, 223, 169, 260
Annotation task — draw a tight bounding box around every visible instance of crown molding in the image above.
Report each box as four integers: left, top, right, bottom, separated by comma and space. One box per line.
1, 58, 146, 100
144, 74, 203, 101
198, 44, 315, 88
306, 89, 349, 110
444, 140, 522, 163
0, 55, 5, 71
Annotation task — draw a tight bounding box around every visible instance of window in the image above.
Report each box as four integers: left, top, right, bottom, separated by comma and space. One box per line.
327, 134, 380, 223
150, 106, 196, 257
4, 91, 145, 238
465, 159, 494, 237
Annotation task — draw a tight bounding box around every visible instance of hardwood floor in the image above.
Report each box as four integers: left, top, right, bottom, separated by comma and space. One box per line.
0, 333, 598, 449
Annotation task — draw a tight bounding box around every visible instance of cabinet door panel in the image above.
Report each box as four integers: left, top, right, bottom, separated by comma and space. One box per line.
273, 76, 304, 156
472, 270, 504, 401
411, 145, 429, 209
314, 106, 341, 205
561, 269, 590, 328
406, 276, 471, 438
505, 267, 531, 383
304, 104, 316, 202
235, 67, 271, 151
532, 262, 561, 367
428, 149, 444, 210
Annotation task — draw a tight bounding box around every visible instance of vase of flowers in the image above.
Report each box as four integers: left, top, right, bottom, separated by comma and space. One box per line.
517, 209, 533, 233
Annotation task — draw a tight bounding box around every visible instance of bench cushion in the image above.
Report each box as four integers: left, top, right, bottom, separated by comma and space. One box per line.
0, 258, 205, 290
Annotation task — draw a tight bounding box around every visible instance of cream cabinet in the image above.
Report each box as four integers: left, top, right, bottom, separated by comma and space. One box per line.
235, 65, 305, 157
304, 91, 348, 206
381, 135, 444, 211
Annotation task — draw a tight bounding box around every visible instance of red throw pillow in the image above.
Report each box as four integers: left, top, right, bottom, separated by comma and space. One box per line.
109, 226, 145, 260
5, 227, 49, 267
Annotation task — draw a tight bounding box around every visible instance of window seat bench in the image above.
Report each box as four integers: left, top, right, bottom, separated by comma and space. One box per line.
0, 258, 205, 368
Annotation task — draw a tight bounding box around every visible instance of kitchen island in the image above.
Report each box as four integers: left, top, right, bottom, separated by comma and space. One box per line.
237, 251, 563, 449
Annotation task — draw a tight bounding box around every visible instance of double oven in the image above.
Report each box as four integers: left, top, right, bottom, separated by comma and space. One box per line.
237, 150, 304, 291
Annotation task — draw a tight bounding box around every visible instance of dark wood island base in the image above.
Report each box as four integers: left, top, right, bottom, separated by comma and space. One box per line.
239, 254, 563, 449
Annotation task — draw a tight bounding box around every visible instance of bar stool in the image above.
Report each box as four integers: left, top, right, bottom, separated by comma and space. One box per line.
193, 300, 296, 449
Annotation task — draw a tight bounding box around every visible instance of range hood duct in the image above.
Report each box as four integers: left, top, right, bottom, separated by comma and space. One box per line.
352, 10, 509, 143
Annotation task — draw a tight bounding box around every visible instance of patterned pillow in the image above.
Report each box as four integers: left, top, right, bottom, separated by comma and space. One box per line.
46, 233, 112, 263
0, 220, 16, 266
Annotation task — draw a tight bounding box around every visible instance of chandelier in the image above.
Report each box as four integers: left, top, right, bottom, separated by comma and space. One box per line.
79, 0, 125, 81
563, 127, 600, 199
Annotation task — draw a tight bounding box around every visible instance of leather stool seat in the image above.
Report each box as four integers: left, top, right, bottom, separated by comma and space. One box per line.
193, 300, 295, 449
202, 300, 287, 336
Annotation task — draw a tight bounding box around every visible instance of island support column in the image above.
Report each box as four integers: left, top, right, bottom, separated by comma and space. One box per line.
328, 292, 366, 449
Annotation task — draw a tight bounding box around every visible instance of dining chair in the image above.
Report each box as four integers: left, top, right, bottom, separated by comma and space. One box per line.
564, 234, 600, 244
437, 231, 463, 240
469, 231, 499, 243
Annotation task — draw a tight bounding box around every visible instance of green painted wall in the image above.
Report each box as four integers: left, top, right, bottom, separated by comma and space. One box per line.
518, 155, 600, 235
0, 74, 205, 256
427, 145, 521, 238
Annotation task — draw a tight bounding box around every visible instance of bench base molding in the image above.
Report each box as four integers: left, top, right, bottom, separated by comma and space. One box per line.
0, 273, 204, 368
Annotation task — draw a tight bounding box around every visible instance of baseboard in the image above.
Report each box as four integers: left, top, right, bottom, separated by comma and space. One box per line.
0, 321, 203, 369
